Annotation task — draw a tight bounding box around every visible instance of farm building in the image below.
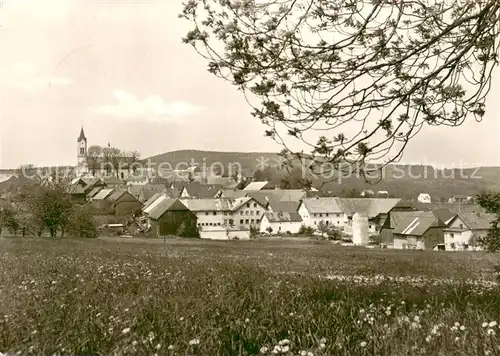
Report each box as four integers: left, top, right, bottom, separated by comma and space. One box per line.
147, 198, 198, 237
259, 212, 303, 234
106, 190, 142, 216
443, 213, 496, 251
381, 211, 446, 250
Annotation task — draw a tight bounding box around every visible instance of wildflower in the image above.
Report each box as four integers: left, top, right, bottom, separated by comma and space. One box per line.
482, 322, 489, 328
260, 346, 268, 354
132, 341, 138, 347
282, 345, 290, 353
279, 339, 290, 346
188, 338, 200, 345
487, 329, 496, 336
179, 317, 184, 321
319, 337, 327, 344
360, 341, 367, 347
155, 343, 162, 350
167, 345, 174, 350
319, 343, 326, 349
299, 351, 307, 356
425, 336, 431, 343
245, 318, 250, 323
307, 352, 314, 356
414, 316, 420, 322
490, 321, 498, 328
122, 328, 131, 335
460, 325, 465, 331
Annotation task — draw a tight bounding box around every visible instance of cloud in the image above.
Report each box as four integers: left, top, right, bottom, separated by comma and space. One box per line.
1, 62, 73, 91
92, 90, 204, 121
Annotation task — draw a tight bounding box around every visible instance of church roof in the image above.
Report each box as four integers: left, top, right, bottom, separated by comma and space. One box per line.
78, 127, 86, 141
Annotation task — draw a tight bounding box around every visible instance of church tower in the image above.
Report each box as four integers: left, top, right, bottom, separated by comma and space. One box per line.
76, 126, 89, 177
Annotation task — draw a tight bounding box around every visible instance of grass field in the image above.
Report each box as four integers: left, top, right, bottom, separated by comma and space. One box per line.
1, 238, 500, 356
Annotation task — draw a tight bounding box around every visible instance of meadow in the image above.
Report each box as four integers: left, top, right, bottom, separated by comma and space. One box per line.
1, 237, 500, 356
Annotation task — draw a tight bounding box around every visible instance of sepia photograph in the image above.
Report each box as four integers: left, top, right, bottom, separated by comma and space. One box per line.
1, 0, 500, 355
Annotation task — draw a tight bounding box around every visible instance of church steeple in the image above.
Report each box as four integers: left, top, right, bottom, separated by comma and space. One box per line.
78, 126, 87, 142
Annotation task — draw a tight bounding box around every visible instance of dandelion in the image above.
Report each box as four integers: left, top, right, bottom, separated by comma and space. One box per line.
189, 338, 200, 345
260, 346, 268, 354
360, 341, 367, 347
122, 328, 131, 335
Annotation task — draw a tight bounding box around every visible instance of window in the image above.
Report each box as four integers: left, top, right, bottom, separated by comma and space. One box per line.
224, 212, 227, 216
245, 211, 249, 215
319, 213, 323, 217
218, 223, 221, 226
459, 223, 464, 229
450, 233, 454, 238
251, 219, 254, 224
326, 221, 329, 225
240, 211, 243, 215
80, 147, 84, 155
245, 219, 249, 224
213, 212, 216, 216
205, 212, 209, 216
326, 213, 329, 217
247, 203, 250, 208
250, 211, 254, 215
314, 221, 317, 225
253, 203, 257, 208
240, 219, 244, 224
209, 223, 213, 226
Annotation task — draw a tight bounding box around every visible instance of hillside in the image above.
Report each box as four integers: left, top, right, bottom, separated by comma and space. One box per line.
144, 150, 500, 200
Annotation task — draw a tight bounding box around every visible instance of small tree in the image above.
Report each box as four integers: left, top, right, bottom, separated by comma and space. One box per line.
249, 224, 259, 238
87, 145, 102, 176
298, 224, 315, 236
68, 205, 99, 238
266, 226, 273, 235
477, 191, 500, 252
0, 204, 19, 236
316, 220, 329, 238
327, 227, 343, 241
24, 176, 73, 238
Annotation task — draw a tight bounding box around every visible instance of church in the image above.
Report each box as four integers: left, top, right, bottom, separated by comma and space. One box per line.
76, 127, 140, 179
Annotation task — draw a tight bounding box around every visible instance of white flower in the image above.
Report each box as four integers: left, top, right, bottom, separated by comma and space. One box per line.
179, 317, 184, 321
482, 322, 489, 328
319, 337, 327, 344
307, 352, 314, 356
414, 316, 420, 322
454, 322, 460, 327
299, 351, 307, 356
132, 340, 138, 347
319, 343, 326, 349
282, 345, 290, 353
487, 329, 496, 336
155, 343, 162, 350
490, 321, 498, 328
425, 336, 431, 343
260, 346, 269, 354
245, 318, 250, 323
279, 339, 290, 346
460, 325, 466, 331
167, 345, 174, 350
360, 341, 367, 347
189, 338, 200, 345
121, 328, 131, 335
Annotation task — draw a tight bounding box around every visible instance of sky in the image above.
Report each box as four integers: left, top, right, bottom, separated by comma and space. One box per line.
0, 0, 499, 169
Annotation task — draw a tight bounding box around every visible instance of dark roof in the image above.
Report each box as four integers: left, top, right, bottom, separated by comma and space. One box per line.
264, 212, 303, 223
246, 190, 306, 206
102, 176, 125, 186
448, 213, 497, 231
127, 185, 143, 200
221, 189, 248, 198
268, 200, 300, 214
78, 127, 86, 141
432, 208, 455, 224
148, 199, 190, 220
87, 186, 103, 198
183, 183, 223, 198
106, 189, 128, 202
390, 211, 445, 236
68, 184, 86, 195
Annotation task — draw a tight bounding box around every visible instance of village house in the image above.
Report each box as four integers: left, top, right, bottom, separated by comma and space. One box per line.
179, 182, 224, 199
298, 198, 345, 229
443, 213, 497, 251
381, 211, 446, 250
105, 190, 142, 216
146, 198, 198, 237
417, 193, 432, 204
243, 181, 271, 191
259, 212, 303, 234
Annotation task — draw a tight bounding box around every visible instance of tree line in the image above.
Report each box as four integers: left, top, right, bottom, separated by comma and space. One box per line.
86, 145, 141, 177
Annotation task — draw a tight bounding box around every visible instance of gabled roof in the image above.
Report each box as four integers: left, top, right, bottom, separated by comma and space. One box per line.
183, 183, 223, 198
300, 198, 342, 213
245, 190, 306, 206
87, 186, 103, 198
221, 189, 248, 198
127, 185, 143, 200
390, 211, 445, 236
268, 200, 300, 214
232, 197, 267, 211
142, 192, 164, 210
93, 188, 115, 200
81, 177, 102, 187
143, 183, 167, 191
336, 198, 401, 218
263, 212, 303, 223
447, 213, 497, 231
106, 189, 130, 202
68, 184, 86, 195
148, 199, 190, 220
179, 198, 237, 212
102, 176, 124, 186
143, 194, 169, 214
433, 208, 455, 224
243, 181, 269, 191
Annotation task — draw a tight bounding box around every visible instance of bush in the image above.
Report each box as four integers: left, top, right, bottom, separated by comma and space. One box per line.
326, 227, 343, 241
249, 224, 259, 238
298, 224, 314, 236
68, 205, 99, 238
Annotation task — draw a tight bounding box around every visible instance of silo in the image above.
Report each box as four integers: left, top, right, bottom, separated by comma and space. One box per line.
352, 213, 369, 245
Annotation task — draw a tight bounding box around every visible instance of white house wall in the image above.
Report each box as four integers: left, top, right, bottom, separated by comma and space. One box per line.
298, 204, 346, 229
